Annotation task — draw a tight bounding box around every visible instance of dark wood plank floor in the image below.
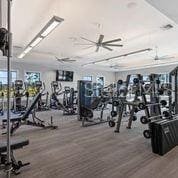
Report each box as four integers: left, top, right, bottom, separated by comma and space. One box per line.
0, 110, 178, 178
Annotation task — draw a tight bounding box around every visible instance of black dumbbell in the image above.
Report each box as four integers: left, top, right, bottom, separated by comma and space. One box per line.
133, 78, 139, 84
111, 111, 117, 117
140, 116, 150, 124
108, 120, 115, 127
132, 115, 137, 121
143, 130, 151, 139
118, 80, 123, 85
160, 100, 167, 107
113, 100, 119, 106
163, 111, 170, 117
138, 103, 146, 110
157, 88, 164, 95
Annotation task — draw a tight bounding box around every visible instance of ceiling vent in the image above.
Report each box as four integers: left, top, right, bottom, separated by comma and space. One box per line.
161, 24, 174, 31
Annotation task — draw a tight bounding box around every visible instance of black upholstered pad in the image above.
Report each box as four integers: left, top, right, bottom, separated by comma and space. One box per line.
0, 138, 29, 153
2, 117, 22, 123
2, 92, 41, 123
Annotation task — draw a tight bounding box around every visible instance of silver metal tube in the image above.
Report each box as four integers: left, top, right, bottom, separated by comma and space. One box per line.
7, 0, 12, 177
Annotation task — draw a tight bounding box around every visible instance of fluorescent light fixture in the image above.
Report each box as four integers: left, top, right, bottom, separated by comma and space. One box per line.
18, 53, 26, 59
18, 16, 64, 59
30, 37, 43, 47
41, 21, 60, 37
119, 60, 178, 71
24, 47, 32, 54
82, 48, 152, 67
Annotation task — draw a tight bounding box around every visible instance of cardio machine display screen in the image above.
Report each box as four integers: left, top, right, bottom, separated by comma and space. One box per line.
56, 70, 74, 82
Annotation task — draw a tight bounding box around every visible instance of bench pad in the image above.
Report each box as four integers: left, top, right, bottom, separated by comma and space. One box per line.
0, 138, 29, 153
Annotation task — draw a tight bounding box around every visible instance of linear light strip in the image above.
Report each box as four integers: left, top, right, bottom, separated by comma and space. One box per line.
18, 16, 64, 59
82, 48, 152, 66
117, 61, 178, 71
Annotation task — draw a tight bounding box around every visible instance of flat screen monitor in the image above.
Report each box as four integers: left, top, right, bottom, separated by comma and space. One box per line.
56, 70, 74, 82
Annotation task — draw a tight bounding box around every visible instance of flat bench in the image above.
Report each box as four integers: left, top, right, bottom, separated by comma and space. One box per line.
0, 138, 29, 153
0, 138, 30, 175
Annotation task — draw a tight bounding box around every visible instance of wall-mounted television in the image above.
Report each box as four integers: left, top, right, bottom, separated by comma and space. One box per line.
56, 70, 74, 82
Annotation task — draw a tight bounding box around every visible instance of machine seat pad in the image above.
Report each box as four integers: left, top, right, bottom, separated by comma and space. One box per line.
2, 117, 22, 123
0, 138, 29, 153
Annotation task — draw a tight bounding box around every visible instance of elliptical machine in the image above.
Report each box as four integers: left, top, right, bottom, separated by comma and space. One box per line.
50, 81, 77, 115
34, 81, 49, 111
63, 86, 77, 115
50, 81, 63, 109
11, 80, 29, 113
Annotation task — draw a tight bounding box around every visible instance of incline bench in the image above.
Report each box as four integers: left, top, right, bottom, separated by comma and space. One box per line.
2, 93, 57, 135
0, 138, 30, 175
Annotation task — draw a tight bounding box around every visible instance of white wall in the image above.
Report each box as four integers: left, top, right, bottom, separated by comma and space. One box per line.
0, 60, 115, 93
115, 64, 177, 80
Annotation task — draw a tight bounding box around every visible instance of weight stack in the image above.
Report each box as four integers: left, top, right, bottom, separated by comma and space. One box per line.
149, 118, 178, 156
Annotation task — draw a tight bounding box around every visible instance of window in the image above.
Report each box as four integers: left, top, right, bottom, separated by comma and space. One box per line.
129, 75, 137, 84
83, 76, 92, 81
25, 72, 40, 85
0, 70, 17, 84
159, 74, 169, 83
96, 76, 104, 87
142, 75, 149, 82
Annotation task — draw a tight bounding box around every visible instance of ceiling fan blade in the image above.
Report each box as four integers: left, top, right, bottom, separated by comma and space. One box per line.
102, 38, 122, 44
159, 56, 175, 60
82, 45, 95, 50
81, 37, 96, 44
96, 46, 100, 52
103, 44, 123, 47
57, 60, 64, 63
102, 46, 113, 51
62, 59, 76, 62
55, 56, 70, 60
65, 60, 76, 63
74, 43, 94, 46
98, 34, 104, 44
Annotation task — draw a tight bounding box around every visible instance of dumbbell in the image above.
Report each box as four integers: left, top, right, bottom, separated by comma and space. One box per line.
140, 116, 150, 124
117, 80, 123, 85
138, 100, 167, 110
157, 88, 164, 95
111, 111, 117, 117
108, 120, 115, 127
143, 130, 151, 139
133, 78, 139, 84
113, 100, 119, 106
140, 111, 170, 125
132, 115, 137, 121
134, 107, 139, 113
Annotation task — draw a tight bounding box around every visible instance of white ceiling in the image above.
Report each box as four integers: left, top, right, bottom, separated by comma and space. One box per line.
4, 0, 178, 71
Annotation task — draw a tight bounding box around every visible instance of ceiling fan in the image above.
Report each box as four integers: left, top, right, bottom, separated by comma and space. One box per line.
152, 46, 174, 61
76, 34, 123, 52
110, 64, 120, 70
55, 56, 76, 63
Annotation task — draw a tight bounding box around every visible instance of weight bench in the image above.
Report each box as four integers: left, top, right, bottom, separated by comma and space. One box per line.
2, 93, 57, 135
0, 138, 30, 175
